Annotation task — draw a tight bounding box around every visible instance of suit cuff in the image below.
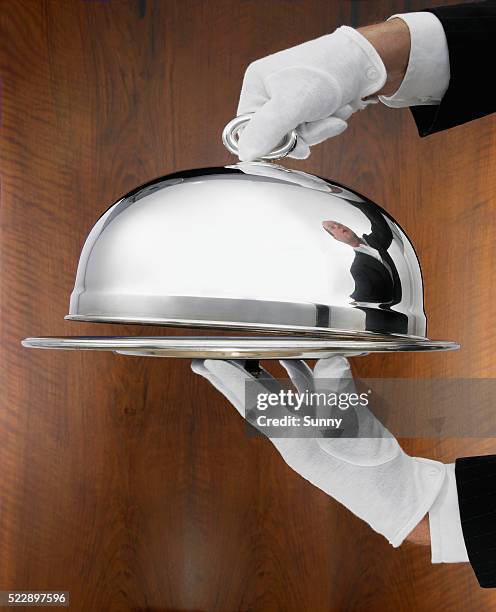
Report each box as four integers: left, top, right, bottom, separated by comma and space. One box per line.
429, 463, 469, 563
379, 12, 450, 109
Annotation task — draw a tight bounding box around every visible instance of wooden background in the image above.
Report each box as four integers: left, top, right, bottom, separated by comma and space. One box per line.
1, 1, 495, 610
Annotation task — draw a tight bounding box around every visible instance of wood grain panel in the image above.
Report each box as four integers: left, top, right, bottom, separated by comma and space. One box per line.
1, 1, 495, 610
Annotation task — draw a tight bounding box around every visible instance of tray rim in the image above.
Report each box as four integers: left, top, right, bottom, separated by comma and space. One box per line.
22, 335, 460, 358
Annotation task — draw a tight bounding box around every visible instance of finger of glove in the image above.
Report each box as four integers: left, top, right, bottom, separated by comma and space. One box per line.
313, 355, 398, 458
287, 137, 311, 159
237, 96, 301, 162
191, 359, 249, 416
311, 355, 400, 453
297, 116, 348, 146
313, 355, 355, 407
331, 98, 375, 124
279, 359, 315, 394
312, 355, 357, 424
332, 104, 355, 121
313, 355, 353, 381
313, 355, 377, 425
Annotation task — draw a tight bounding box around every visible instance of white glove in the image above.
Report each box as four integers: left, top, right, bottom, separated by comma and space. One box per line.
237, 26, 387, 161
192, 356, 447, 547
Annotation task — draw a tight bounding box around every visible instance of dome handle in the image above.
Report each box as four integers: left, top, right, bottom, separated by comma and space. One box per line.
222, 114, 297, 161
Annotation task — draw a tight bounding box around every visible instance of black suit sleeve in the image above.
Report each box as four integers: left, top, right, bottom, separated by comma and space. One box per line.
455, 455, 496, 587
410, 1, 496, 136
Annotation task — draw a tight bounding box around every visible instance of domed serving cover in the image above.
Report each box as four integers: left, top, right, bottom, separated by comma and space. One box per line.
66, 162, 428, 340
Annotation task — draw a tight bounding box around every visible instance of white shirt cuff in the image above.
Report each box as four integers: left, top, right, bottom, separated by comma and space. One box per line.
379, 12, 450, 109
429, 463, 469, 564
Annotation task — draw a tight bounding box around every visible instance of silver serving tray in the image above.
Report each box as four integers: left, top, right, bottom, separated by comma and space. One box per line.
22, 336, 460, 359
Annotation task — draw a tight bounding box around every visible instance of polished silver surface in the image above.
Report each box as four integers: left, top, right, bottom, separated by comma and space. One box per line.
22, 336, 460, 359
66, 159, 443, 345
222, 114, 297, 160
